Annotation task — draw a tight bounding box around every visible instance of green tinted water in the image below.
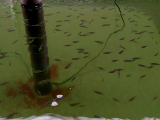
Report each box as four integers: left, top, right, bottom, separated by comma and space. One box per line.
0, 0, 160, 119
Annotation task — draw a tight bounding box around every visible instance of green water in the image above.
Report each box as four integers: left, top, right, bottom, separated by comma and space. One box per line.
0, 0, 160, 119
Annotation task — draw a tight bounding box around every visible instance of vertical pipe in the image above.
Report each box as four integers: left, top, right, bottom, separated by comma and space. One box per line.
20, 0, 52, 95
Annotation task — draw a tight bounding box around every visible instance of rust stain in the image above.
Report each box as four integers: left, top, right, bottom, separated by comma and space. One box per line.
4, 64, 75, 110
6, 87, 17, 98
50, 64, 59, 78
28, 78, 34, 83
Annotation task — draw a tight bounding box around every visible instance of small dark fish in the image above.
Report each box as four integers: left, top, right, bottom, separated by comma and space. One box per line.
12, 40, 18, 44
118, 50, 124, 54
77, 48, 84, 50
15, 52, 20, 55
38, 79, 51, 84
129, 39, 136, 42
108, 70, 116, 73
138, 64, 146, 67
8, 30, 15, 32
146, 65, 153, 69
153, 96, 157, 100
79, 34, 87, 36
78, 50, 84, 53
83, 52, 89, 54
148, 18, 152, 20
0, 82, 9, 86
79, 22, 83, 25
81, 20, 87, 22
154, 52, 159, 56
64, 32, 68, 34
132, 57, 142, 60
94, 91, 104, 95
19, 89, 29, 93
138, 31, 146, 34
101, 6, 107, 9
102, 24, 110, 27
44, 14, 53, 16
66, 15, 72, 17
102, 24, 107, 27
38, 44, 43, 51
55, 29, 62, 31
67, 34, 72, 37
72, 58, 80, 60
6, 15, 12, 18
0, 52, 7, 55
101, 17, 107, 19
126, 74, 131, 77
103, 52, 112, 54
133, 40, 138, 43
144, 26, 151, 27
119, 37, 125, 40
70, 103, 80, 106
130, 20, 135, 23
94, 115, 101, 118
139, 75, 146, 79
143, 14, 148, 15
113, 98, 120, 103
79, 13, 84, 15
150, 63, 160, 65
9, 62, 11, 66
114, 69, 124, 71
73, 41, 79, 43
65, 63, 72, 69
64, 20, 71, 22
83, 55, 89, 58
54, 59, 61, 61
0, 55, 6, 59
71, 77, 76, 82
89, 32, 95, 34
56, 25, 61, 27
4, 112, 17, 119
128, 96, 136, 101
64, 45, 71, 46
117, 71, 120, 77
120, 45, 126, 49
80, 26, 88, 28
137, 37, 141, 39
108, 8, 114, 10
124, 60, 133, 62
98, 67, 104, 70
141, 46, 147, 48
96, 41, 103, 44
131, 30, 137, 33
112, 60, 118, 62
115, 69, 122, 77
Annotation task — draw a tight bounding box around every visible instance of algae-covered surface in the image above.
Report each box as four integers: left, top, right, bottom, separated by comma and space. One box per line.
0, 0, 160, 119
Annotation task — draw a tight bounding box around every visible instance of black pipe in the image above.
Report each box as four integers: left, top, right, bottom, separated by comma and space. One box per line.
20, 0, 52, 95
